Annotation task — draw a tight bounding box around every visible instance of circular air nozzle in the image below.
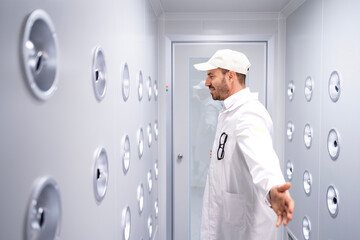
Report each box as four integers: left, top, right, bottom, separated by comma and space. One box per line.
26, 176, 61, 240
22, 9, 59, 100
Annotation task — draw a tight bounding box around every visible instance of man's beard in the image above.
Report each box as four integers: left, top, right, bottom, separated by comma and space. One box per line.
210, 77, 229, 100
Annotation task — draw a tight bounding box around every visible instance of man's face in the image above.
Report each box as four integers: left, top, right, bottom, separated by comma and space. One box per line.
205, 68, 230, 100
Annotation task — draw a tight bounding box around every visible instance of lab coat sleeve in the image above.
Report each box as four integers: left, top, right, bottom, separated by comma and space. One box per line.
235, 116, 285, 205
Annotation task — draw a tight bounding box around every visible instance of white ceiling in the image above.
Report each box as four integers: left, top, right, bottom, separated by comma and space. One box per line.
158, 0, 292, 13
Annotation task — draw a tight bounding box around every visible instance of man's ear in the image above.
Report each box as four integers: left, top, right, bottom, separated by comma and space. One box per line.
228, 70, 236, 83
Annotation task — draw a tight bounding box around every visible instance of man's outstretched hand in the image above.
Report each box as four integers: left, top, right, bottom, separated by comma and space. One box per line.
270, 182, 295, 227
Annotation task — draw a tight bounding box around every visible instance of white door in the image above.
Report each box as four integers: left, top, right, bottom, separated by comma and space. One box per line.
172, 42, 268, 240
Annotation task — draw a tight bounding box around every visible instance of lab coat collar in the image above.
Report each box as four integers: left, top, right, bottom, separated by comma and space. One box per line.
223, 88, 258, 111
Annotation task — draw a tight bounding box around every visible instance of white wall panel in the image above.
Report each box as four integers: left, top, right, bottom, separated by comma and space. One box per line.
285, 0, 323, 239
0, 0, 158, 239
320, 0, 360, 238
285, 0, 360, 239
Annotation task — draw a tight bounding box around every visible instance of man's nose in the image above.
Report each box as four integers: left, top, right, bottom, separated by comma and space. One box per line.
205, 78, 211, 86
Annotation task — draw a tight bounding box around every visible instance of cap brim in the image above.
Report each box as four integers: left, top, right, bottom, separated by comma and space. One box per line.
193, 62, 217, 71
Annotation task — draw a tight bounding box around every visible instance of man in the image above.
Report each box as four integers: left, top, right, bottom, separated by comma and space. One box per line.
194, 49, 294, 240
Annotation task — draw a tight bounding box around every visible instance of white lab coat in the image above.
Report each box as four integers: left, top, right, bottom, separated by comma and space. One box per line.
200, 88, 285, 240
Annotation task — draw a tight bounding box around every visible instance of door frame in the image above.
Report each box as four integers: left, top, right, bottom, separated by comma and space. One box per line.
171, 41, 269, 240
162, 33, 278, 240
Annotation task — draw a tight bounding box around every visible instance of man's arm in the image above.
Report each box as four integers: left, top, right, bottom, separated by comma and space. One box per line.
270, 182, 295, 227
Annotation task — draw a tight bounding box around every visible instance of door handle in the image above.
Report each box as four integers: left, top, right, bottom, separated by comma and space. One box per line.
177, 154, 183, 161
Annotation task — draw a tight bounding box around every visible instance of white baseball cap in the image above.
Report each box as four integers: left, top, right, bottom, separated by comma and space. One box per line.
193, 49, 251, 75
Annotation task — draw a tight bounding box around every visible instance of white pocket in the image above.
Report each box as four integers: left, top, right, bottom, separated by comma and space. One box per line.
223, 191, 248, 229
